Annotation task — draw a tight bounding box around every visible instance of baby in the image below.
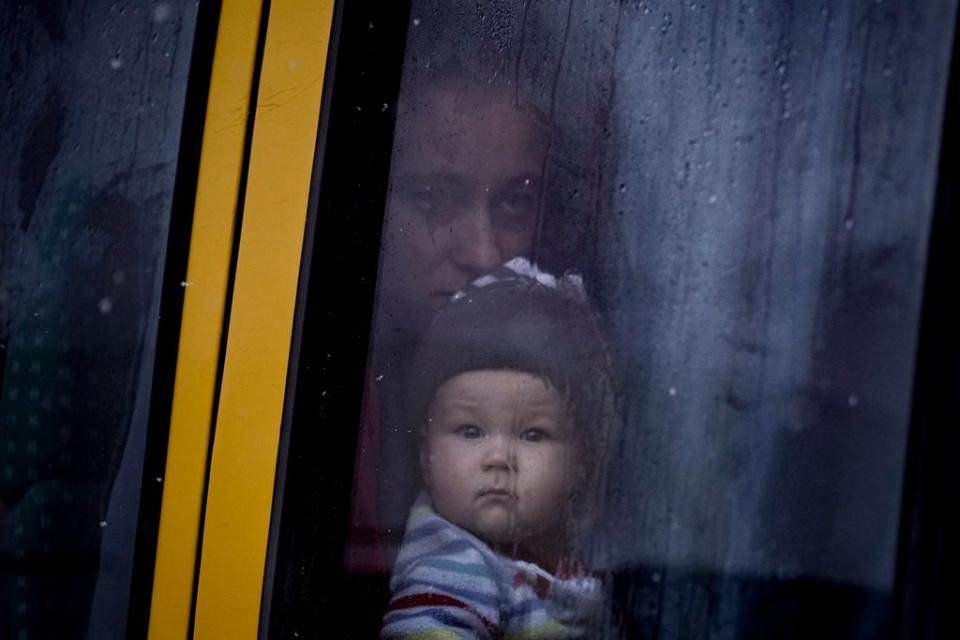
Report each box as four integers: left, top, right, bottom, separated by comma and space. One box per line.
381, 259, 619, 639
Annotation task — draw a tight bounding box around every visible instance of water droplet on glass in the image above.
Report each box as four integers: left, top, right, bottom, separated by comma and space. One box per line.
98, 298, 113, 314
152, 3, 172, 22
109, 56, 123, 70
708, 194, 718, 204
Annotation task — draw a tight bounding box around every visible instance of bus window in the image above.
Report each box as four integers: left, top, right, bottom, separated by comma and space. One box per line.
263, 1, 957, 638
0, 2, 205, 637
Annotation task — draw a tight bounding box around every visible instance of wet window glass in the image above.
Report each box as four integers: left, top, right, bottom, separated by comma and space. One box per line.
0, 2, 200, 637
265, 1, 957, 638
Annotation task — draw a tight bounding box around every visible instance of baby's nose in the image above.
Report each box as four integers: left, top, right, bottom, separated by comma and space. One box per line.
481, 435, 517, 471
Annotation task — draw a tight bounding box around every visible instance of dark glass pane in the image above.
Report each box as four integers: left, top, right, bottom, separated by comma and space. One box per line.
265, 1, 957, 638
0, 2, 201, 637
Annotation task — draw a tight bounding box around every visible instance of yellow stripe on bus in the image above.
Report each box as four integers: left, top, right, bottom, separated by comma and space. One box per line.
148, 2, 265, 639
192, 1, 335, 638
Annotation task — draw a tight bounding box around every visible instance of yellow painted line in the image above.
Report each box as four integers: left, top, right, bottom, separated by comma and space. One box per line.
192, 1, 335, 638
148, 2, 264, 639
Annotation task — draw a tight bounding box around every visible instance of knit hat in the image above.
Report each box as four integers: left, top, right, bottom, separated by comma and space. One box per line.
409, 258, 620, 527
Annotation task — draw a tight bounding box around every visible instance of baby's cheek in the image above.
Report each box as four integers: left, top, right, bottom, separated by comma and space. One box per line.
429, 470, 466, 516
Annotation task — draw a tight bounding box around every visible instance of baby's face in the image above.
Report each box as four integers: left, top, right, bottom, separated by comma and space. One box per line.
422, 369, 576, 546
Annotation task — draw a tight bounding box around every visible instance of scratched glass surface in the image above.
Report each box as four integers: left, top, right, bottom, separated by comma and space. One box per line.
0, 2, 199, 637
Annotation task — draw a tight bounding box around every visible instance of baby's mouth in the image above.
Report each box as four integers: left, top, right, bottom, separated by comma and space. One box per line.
477, 487, 516, 500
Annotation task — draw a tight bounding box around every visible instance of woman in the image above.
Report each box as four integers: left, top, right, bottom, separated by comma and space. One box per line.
346, 66, 553, 573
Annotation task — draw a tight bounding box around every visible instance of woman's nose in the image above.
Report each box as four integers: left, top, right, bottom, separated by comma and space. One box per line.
450, 206, 503, 275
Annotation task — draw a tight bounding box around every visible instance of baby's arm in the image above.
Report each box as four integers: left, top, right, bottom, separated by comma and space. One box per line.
381, 548, 502, 639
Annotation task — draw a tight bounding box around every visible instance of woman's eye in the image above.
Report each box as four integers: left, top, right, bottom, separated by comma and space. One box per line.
399, 180, 458, 223
502, 192, 537, 212
494, 191, 537, 217
410, 187, 440, 214
458, 425, 483, 439
520, 428, 548, 442
491, 190, 538, 232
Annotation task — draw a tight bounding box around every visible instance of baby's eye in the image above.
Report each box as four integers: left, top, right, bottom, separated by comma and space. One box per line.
519, 428, 549, 443
457, 424, 483, 439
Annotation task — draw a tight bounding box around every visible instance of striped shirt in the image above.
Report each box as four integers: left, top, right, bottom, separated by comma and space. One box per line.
382, 493, 604, 639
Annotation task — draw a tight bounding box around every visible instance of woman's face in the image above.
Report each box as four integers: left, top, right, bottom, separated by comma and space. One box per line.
378, 83, 549, 332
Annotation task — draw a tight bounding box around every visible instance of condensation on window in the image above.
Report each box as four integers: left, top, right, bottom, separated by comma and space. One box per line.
344, 1, 957, 637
